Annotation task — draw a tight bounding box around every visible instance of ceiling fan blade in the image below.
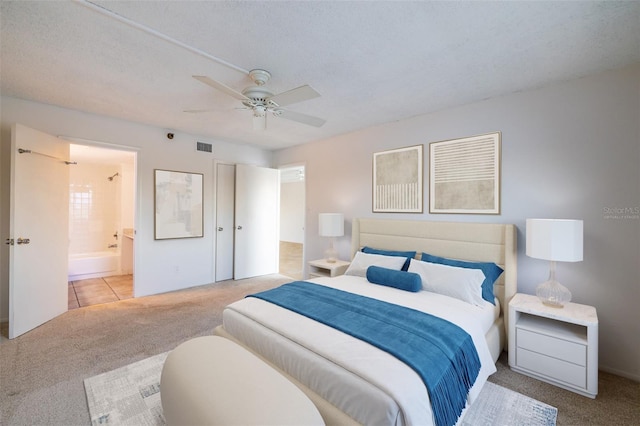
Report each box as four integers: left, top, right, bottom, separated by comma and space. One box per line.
269, 85, 320, 107
193, 75, 248, 101
276, 109, 326, 127
253, 114, 266, 131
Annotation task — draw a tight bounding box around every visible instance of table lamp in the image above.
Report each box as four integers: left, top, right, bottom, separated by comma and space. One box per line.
526, 218, 583, 308
318, 213, 344, 263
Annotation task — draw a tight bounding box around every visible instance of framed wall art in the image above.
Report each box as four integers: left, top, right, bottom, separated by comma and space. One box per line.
373, 145, 423, 213
154, 169, 204, 239
429, 132, 501, 214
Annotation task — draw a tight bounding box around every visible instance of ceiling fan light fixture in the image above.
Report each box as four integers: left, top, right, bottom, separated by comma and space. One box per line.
253, 105, 267, 117
253, 114, 267, 131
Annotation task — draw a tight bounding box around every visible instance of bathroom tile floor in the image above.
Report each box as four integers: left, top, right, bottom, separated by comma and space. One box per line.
68, 274, 133, 309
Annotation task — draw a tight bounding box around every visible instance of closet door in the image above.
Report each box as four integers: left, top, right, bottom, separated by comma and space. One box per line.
234, 164, 280, 279
215, 163, 235, 281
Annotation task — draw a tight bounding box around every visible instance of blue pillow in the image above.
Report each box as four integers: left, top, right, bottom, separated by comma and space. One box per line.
420, 252, 503, 305
366, 266, 422, 292
362, 247, 416, 271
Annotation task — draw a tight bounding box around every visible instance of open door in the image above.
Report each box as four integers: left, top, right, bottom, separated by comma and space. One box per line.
8, 124, 70, 338
234, 164, 280, 279
215, 163, 235, 281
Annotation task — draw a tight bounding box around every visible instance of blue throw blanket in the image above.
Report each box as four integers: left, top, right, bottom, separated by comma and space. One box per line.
248, 281, 481, 426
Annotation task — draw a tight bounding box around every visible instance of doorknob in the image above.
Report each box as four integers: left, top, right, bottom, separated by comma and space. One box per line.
237, 226, 243, 230
217, 227, 223, 231
16, 238, 31, 245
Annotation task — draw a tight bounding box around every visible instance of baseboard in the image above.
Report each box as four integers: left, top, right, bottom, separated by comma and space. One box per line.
599, 365, 640, 383
68, 270, 122, 281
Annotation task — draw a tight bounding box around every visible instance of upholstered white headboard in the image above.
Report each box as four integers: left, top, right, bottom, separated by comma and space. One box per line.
351, 218, 517, 344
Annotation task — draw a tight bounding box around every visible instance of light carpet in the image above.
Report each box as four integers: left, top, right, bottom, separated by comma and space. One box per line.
85, 352, 557, 426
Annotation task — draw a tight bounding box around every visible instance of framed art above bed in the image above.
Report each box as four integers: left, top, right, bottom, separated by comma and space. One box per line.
373, 145, 423, 213
429, 132, 501, 214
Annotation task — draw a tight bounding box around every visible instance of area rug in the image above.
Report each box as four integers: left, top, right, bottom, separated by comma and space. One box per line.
462, 382, 558, 426
84, 352, 168, 425
85, 353, 557, 426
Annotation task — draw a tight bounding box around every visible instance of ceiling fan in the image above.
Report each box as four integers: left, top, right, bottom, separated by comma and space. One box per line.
189, 69, 326, 131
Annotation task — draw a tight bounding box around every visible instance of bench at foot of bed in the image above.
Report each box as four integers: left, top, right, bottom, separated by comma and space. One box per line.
160, 336, 325, 426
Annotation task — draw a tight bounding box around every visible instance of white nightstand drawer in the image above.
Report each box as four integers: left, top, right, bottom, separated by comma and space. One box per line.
517, 347, 587, 388
517, 328, 586, 366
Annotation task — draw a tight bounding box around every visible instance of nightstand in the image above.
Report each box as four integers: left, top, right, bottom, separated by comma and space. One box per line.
307, 259, 350, 279
508, 293, 598, 398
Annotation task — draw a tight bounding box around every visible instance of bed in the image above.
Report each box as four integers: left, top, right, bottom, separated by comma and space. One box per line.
215, 218, 517, 425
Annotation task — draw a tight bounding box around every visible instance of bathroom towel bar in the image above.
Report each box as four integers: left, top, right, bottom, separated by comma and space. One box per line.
18, 148, 77, 165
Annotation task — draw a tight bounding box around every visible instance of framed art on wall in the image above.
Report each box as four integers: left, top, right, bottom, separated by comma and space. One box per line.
373, 145, 423, 213
429, 132, 501, 214
154, 169, 204, 239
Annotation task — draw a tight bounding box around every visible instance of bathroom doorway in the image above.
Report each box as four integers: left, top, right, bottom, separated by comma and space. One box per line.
67, 144, 137, 308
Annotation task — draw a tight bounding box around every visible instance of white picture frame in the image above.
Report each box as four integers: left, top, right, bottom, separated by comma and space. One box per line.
154, 169, 204, 239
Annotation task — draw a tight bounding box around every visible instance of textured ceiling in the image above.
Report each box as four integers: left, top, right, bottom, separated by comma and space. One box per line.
1, 1, 639, 151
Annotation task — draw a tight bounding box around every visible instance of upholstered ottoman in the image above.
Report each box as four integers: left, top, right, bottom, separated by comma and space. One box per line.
160, 336, 325, 425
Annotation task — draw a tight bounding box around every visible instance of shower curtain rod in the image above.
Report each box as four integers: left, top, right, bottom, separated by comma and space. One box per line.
18, 148, 77, 165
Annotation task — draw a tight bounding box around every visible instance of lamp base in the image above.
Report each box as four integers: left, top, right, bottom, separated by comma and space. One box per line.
536, 279, 572, 308
324, 247, 338, 263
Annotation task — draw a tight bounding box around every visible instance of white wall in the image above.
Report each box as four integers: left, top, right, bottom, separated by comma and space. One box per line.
280, 180, 305, 243
273, 64, 640, 380
0, 96, 273, 321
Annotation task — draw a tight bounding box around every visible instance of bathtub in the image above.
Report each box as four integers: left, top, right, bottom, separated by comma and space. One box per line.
68, 251, 120, 281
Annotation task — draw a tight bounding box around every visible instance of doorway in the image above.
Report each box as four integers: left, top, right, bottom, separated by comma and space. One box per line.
67, 143, 137, 308
8, 124, 139, 338
279, 165, 305, 280
215, 163, 235, 282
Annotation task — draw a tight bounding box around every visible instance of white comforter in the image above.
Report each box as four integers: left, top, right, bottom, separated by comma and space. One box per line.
223, 275, 497, 425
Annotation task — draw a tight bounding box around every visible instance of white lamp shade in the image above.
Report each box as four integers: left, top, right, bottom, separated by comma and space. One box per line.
526, 219, 583, 262
318, 213, 344, 237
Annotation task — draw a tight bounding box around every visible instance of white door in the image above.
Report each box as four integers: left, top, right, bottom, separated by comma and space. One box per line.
215, 163, 235, 281
234, 164, 280, 279
9, 124, 70, 338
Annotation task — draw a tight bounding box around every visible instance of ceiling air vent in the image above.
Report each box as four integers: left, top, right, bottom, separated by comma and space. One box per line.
196, 141, 213, 154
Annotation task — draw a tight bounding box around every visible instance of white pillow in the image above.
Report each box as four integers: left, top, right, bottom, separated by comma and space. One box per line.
344, 251, 406, 277
408, 258, 486, 306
